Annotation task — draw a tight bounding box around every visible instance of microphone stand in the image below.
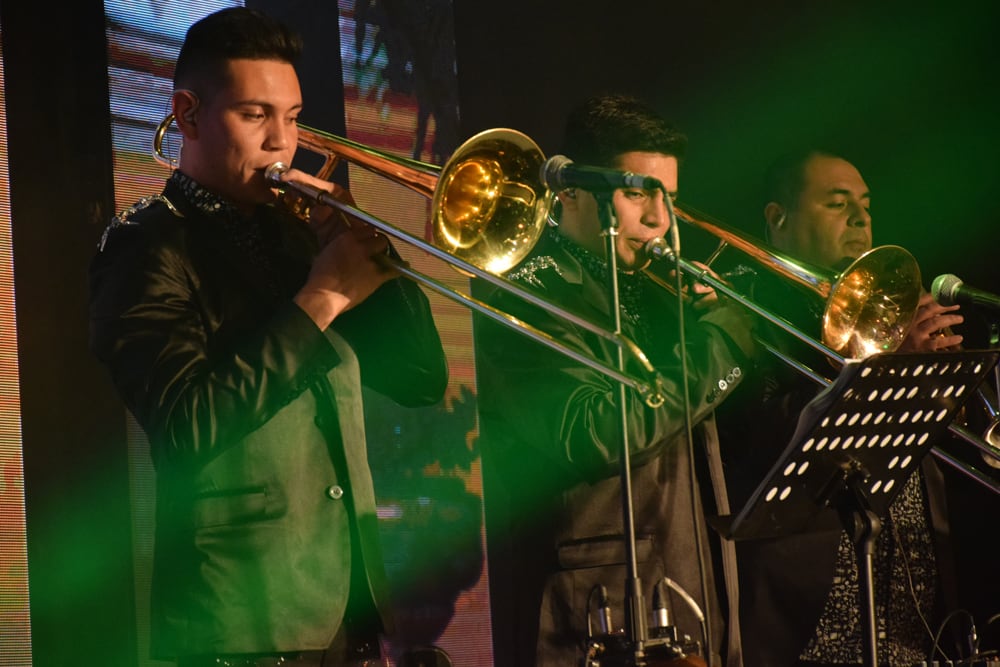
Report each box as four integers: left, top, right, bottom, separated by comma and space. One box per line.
594, 191, 648, 665
662, 191, 716, 664
989, 322, 999, 414
587, 188, 714, 666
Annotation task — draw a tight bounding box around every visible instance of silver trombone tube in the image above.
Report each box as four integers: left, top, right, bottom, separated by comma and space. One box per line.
264, 164, 667, 408
645, 237, 847, 366
937, 424, 1000, 494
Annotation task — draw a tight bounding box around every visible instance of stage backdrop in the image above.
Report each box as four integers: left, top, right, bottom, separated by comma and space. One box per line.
3, 2, 997, 665
104, 1, 490, 665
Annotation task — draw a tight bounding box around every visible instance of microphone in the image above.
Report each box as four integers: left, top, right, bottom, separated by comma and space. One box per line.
597, 585, 613, 635
931, 274, 1000, 312
540, 155, 663, 192
652, 580, 670, 628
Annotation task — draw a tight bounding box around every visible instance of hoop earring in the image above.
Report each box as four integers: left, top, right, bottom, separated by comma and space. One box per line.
546, 197, 562, 227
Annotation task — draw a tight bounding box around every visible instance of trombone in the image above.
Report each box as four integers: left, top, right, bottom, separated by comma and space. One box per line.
650, 202, 923, 362
652, 202, 1000, 493
152, 115, 667, 408
153, 114, 999, 492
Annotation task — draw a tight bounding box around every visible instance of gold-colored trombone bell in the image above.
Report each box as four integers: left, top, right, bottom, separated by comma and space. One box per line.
431, 128, 551, 274
822, 245, 922, 359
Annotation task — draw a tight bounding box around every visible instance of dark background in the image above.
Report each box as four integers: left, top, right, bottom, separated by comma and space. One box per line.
452, 0, 1000, 656
456, 1, 1000, 344
2, 1, 998, 664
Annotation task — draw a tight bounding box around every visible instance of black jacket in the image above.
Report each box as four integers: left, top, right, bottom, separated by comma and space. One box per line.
474, 228, 756, 667
89, 178, 448, 658
714, 268, 959, 667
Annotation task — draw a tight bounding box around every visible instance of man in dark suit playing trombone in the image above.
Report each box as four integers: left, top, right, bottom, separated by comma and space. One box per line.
474, 93, 756, 667
88, 7, 447, 666
714, 148, 969, 667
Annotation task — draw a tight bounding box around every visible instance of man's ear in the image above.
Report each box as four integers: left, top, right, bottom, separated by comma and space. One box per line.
172, 89, 200, 138
764, 201, 786, 241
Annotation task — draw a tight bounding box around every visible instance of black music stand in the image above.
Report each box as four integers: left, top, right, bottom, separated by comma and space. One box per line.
712, 350, 1000, 667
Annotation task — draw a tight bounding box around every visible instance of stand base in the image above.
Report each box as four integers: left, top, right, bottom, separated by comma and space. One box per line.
582, 633, 705, 667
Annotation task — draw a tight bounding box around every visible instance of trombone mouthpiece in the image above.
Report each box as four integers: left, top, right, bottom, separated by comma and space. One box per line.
265, 162, 289, 184
645, 237, 673, 261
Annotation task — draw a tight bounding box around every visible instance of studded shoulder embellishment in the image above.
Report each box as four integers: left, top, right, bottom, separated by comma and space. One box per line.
506, 255, 561, 288
98, 194, 183, 252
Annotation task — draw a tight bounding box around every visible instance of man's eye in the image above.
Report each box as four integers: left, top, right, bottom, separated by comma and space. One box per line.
623, 190, 647, 201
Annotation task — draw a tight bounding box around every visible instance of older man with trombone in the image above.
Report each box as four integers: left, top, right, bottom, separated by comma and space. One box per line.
711, 148, 993, 667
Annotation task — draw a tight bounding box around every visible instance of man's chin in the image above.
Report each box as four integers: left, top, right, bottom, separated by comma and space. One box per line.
622, 255, 651, 274
842, 243, 871, 259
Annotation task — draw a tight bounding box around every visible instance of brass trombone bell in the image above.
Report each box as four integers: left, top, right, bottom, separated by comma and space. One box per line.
431, 128, 553, 274
821, 245, 922, 359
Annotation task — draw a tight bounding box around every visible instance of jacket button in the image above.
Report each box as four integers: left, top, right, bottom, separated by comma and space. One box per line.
326, 485, 344, 500
717, 379, 728, 391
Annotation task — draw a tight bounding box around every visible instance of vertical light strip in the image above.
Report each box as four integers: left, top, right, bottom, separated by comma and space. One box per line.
336, 2, 494, 664
103, 3, 240, 665
0, 22, 33, 667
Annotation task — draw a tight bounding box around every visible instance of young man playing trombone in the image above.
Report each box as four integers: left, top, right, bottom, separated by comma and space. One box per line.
88, 7, 447, 666
474, 93, 757, 667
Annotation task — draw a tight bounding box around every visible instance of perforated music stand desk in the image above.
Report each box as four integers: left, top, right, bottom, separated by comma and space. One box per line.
711, 349, 999, 667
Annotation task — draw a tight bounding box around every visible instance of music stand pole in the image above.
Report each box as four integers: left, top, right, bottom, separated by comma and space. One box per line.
820, 458, 883, 666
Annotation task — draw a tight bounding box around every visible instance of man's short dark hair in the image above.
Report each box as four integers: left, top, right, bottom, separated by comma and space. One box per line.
763, 148, 846, 210
173, 7, 303, 92
559, 94, 687, 169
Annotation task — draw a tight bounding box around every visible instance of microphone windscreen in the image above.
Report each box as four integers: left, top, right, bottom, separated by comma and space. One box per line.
931, 273, 962, 305
540, 155, 572, 191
